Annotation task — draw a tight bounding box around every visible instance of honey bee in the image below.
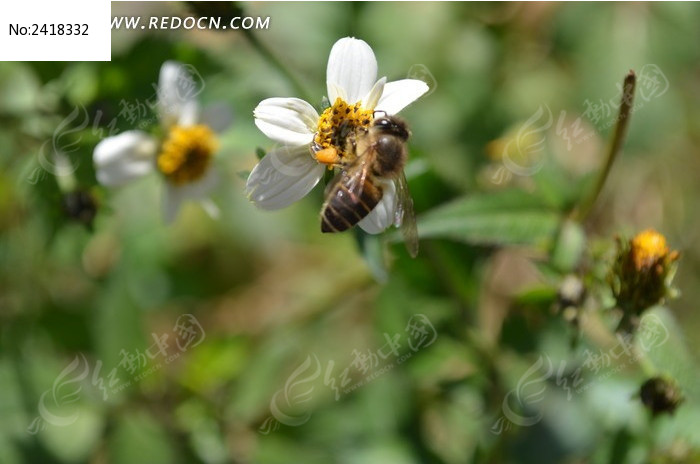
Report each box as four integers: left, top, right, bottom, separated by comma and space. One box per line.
319, 115, 419, 257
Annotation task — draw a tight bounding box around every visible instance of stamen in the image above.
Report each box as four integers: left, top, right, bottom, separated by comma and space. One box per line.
630, 229, 671, 271
157, 125, 218, 185
313, 97, 374, 164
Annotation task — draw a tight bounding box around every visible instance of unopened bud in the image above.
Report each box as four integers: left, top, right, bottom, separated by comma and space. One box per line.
610, 229, 679, 332
639, 376, 684, 417
62, 190, 98, 228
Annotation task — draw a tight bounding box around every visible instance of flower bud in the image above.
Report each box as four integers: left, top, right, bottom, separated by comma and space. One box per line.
62, 190, 98, 229
639, 376, 684, 417
609, 229, 679, 332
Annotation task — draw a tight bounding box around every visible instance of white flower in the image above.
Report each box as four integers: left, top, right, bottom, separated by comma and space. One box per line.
246, 37, 428, 234
93, 61, 232, 222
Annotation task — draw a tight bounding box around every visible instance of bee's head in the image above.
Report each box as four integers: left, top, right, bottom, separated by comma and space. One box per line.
372, 114, 410, 141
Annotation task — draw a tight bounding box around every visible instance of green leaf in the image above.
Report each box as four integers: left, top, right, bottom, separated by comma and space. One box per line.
94, 273, 146, 376
341, 440, 417, 464
514, 285, 558, 308
61, 63, 99, 106
354, 228, 389, 283
417, 190, 561, 248
178, 337, 248, 394
0, 436, 21, 464
639, 307, 698, 398
0, 360, 28, 439
423, 385, 483, 463
175, 399, 228, 464
38, 404, 103, 463
550, 219, 586, 273
0, 63, 41, 114
109, 411, 176, 464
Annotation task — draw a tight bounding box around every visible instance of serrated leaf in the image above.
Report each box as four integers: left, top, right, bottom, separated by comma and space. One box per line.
417, 190, 561, 248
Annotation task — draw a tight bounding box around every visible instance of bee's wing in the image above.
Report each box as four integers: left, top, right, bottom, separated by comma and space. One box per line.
320, 154, 380, 232
395, 172, 419, 258
343, 154, 372, 201
322, 140, 372, 200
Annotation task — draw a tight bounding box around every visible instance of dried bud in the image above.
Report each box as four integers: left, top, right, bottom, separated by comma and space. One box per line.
62, 190, 98, 228
558, 274, 586, 309
639, 376, 684, 417
610, 229, 679, 332
556, 274, 586, 325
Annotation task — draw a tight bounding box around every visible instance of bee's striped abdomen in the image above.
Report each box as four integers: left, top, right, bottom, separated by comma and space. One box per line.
321, 182, 382, 233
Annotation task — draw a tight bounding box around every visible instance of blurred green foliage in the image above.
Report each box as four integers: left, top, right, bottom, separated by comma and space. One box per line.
1, 2, 700, 464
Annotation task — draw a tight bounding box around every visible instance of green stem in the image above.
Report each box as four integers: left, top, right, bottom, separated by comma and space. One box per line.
633, 344, 657, 377
242, 30, 314, 103
573, 70, 636, 222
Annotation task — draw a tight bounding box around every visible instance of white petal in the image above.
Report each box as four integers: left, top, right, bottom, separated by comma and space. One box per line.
158, 61, 202, 128
358, 179, 398, 234
363, 77, 386, 111
177, 100, 200, 127
93, 131, 157, 187
326, 37, 378, 104
327, 83, 347, 103
162, 184, 183, 224
375, 79, 430, 115
246, 145, 325, 210
178, 167, 219, 199
200, 102, 234, 133
200, 198, 221, 219
254, 98, 318, 146
162, 168, 218, 223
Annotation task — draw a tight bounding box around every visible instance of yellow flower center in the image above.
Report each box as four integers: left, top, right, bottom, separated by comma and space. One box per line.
157, 125, 218, 185
314, 97, 374, 160
630, 229, 669, 271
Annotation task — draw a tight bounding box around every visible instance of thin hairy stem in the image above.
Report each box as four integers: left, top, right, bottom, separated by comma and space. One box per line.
573, 71, 636, 222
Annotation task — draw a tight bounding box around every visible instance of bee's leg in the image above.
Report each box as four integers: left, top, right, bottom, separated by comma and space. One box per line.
345, 130, 357, 155
314, 147, 342, 168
